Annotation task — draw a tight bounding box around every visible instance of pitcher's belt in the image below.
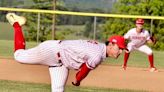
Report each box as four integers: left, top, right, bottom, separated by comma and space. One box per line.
49, 40, 62, 67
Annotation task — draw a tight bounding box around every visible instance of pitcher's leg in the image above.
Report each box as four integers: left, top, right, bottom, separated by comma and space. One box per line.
14, 40, 62, 65
6, 13, 26, 52
6, 13, 50, 65
13, 22, 25, 51
49, 65, 69, 92
14, 47, 43, 64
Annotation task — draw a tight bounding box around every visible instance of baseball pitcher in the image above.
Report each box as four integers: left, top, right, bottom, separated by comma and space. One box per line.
6, 13, 126, 92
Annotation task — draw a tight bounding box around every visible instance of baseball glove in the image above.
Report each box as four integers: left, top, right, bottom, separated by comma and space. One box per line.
150, 35, 157, 45
72, 81, 80, 86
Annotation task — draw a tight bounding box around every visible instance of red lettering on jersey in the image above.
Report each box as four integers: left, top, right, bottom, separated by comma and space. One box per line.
131, 36, 145, 40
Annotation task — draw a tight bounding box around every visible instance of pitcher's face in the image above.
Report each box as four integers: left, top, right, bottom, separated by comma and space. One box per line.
106, 43, 123, 58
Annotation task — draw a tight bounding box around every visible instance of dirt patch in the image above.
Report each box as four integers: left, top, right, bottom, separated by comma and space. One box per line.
0, 58, 164, 92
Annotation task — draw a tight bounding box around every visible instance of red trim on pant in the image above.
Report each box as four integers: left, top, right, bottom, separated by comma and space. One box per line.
13, 22, 25, 52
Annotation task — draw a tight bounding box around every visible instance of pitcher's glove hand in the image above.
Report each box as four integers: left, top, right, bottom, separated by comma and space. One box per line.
150, 36, 157, 45
72, 81, 80, 86
122, 65, 127, 70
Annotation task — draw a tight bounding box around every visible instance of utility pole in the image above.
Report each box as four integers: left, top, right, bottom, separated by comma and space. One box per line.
52, 0, 56, 39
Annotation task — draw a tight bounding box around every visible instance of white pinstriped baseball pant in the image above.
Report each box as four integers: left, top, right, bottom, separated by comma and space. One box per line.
127, 42, 153, 55
14, 40, 69, 92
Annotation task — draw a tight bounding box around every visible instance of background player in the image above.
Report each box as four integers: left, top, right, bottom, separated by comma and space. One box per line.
122, 18, 158, 72
6, 13, 126, 92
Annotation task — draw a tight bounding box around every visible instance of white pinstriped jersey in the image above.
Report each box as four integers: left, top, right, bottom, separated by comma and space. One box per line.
14, 40, 106, 70
59, 40, 106, 70
124, 28, 151, 47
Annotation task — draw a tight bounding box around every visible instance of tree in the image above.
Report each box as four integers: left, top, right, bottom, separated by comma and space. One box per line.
102, 0, 164, 50
0, 0, 24, 21
83, 17, 95, 38
24, 0, 65, 41
83, 21, 92, 38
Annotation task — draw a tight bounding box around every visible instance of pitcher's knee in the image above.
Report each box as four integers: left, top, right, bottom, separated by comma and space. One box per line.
14, 56, 26, 64
14, 49, 27, 63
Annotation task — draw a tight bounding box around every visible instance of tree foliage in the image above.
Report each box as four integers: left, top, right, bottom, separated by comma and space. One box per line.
23, 0, 106, 41
83, 21, 92, 38
0, 0, 24, 21
24, 0, 65, 41
102, 0, 164, 50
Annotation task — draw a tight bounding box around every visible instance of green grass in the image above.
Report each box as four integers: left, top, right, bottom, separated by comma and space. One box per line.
57, 25, 85, 31
66, 86, 148, 92
0, 80, 148, 92
0, 40, 38, 57
0, 22, 14, 40
0, 80, 50, 92
1, 22, 164, 68
0, 40, 164, 68
104, 50, 164, 69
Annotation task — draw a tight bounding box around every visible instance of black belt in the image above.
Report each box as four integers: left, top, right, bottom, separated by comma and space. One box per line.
57, 40, 62, 63
59, 40, 62, 44
57, 52, 62, 63
49, 41, 62, 67
49, 52, 62, 67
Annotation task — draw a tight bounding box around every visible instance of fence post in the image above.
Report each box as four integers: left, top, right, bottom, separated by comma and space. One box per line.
93, 16, 97, 40
37, 13, 40, 43
150, 19, 153, 36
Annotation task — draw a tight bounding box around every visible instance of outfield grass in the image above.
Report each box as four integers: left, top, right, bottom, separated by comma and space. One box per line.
0, 80, 50, 92
1, 22, 164, 68
0, 22, 14, 40
0, 80, 148, 92
0, 40, 38, 57
0, 40, 164, 68
105, 50, 164, 69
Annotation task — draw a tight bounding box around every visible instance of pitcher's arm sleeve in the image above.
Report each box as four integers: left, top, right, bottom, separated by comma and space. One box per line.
76, 63, 91, 83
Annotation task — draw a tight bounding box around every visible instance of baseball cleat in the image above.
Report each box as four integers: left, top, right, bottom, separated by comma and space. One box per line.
6, 13, 26, 26
149, 67, 158, 72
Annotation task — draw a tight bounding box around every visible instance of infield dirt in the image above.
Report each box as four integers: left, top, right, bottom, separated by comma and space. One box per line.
0, 58, 163, 92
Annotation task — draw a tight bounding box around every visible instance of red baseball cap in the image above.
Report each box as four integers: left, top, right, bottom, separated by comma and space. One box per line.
109, 35, 126, 49
136, 18, 144, 25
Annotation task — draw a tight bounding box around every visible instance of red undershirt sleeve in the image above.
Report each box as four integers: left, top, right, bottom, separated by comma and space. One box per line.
76, 63, 91, 83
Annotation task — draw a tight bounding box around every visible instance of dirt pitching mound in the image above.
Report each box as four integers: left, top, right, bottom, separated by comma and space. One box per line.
0, 58, 164, 92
